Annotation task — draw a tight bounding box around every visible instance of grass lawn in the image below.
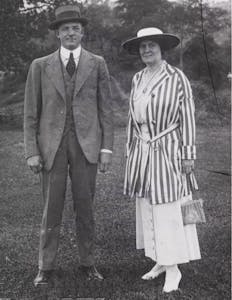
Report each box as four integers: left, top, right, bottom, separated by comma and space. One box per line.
0, 125, 230, 299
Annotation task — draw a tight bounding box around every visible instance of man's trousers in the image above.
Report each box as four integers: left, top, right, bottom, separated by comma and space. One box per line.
38, 129, 98, 270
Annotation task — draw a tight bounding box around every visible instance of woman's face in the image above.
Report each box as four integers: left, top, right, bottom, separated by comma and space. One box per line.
139, 40, 162, 66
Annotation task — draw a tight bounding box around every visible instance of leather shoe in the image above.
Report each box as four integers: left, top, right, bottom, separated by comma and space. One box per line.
79, 265, 104, 281
33, 270, 52, 287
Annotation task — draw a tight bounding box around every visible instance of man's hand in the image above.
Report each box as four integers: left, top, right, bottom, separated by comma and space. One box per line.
27, 155, 43, 174
99, 152, 112, 173
182, 159, 194, 174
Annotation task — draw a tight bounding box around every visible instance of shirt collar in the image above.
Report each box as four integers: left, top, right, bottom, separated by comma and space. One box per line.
60, 45, 82, 60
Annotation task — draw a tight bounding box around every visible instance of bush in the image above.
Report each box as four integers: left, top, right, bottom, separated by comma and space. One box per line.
192, 80, 230, 126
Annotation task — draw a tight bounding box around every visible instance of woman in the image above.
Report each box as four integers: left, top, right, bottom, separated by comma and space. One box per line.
122, 28, 201, 293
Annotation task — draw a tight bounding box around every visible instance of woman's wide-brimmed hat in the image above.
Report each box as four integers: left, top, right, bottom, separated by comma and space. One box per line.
122, 27, 180, 54
49, 5, 88, 30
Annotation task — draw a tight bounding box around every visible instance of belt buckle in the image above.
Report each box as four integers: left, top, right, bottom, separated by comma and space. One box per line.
150, 140, 159, 151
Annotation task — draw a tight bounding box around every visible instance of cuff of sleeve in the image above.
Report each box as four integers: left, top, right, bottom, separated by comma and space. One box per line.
25, 149, 40, 160
100, 149, 113, 154
181, 145, 196, 160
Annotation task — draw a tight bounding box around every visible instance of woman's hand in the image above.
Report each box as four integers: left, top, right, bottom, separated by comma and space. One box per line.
182, 159, 194, 174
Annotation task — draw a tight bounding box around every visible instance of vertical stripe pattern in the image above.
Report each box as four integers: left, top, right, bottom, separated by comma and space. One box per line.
124, 61, 197, 205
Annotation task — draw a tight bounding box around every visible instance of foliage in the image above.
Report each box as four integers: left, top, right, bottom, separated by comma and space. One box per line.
183, 35, 230, 87
0, 0, 51, 73
0, 0, 230, 118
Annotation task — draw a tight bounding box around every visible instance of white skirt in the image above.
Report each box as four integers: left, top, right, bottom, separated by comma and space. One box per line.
136, 195, 201, 265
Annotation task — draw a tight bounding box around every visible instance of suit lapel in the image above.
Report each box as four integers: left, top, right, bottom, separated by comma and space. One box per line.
145, 62, 175, 134
149, 61, 176, 95
149, 65, 169, 95
45, 50, 66, 101
74, 48, 95, 97
129, 62, 175, 136
129, 85, 141, 135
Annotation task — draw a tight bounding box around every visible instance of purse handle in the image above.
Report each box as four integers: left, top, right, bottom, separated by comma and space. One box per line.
181, 172, 199, 198
186, 173, 200, 199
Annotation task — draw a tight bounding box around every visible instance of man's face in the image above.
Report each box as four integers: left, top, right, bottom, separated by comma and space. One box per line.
139, 40, 162, 66
56, 22, 83, 50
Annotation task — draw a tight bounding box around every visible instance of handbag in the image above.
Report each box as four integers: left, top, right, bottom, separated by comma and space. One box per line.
181, 173, 206, 225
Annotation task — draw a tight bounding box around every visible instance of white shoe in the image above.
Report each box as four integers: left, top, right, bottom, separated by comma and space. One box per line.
141, 264, 165, 280
163, 265, 182, 293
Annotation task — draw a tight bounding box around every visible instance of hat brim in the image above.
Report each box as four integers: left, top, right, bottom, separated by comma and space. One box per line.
122, 34, 180, 54
49, 17, 88, 30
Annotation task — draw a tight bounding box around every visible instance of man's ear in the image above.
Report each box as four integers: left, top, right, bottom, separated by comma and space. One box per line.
55, 29, 60, 39
81, 24, 85, 35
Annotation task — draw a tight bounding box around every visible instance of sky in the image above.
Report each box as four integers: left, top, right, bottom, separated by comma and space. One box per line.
168, 0, 229, 4
168, 0, 226, 2
23, 0, 230, 9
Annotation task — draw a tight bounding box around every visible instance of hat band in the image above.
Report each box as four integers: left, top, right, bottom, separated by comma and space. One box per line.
56, 11, 81, 21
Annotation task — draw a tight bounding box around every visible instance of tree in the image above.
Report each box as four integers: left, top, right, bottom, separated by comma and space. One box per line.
0, 0, 51, 74
115, 0, 170, 27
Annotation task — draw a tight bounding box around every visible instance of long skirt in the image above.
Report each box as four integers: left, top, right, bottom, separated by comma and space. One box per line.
135, 124, 201, 265
136, 196, 201, 265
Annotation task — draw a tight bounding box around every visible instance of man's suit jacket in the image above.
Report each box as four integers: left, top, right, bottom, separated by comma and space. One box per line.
24, 48, 114, 171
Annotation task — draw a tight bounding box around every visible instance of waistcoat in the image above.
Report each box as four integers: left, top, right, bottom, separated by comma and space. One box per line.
61, 60, 77, 136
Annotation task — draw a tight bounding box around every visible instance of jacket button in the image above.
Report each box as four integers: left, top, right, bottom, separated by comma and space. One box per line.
60, 111, 64, 114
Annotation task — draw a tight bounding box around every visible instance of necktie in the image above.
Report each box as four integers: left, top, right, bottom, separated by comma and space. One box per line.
66, 52, 76, 77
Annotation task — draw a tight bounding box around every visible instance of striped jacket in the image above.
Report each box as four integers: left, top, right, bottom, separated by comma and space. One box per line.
124, 61, 197, 205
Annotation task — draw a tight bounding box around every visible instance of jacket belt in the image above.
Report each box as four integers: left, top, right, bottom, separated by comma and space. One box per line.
135, 123, 179, 144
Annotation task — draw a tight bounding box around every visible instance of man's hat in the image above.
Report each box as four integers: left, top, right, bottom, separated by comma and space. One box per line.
122, 27, 180, 55
49, 5, 88, 30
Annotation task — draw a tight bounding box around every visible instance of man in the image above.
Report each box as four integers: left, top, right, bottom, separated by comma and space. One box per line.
24, 5, 113, 286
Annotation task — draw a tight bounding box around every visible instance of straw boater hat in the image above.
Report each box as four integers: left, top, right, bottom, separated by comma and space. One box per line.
49, 5, 88, 30
122, 27, 180, 54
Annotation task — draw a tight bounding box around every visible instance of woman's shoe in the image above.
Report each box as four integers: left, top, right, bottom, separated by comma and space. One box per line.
33, 269, 53, 287
163, 265, 182, 293
141, 264, 165, 280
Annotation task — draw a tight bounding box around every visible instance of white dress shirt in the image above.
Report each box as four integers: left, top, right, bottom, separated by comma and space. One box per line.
60, 45, 81, 67
60, 45, 112, 155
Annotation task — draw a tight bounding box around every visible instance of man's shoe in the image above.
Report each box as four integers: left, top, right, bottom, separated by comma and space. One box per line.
79, 265, 104, 281
33, 270, 52, 287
